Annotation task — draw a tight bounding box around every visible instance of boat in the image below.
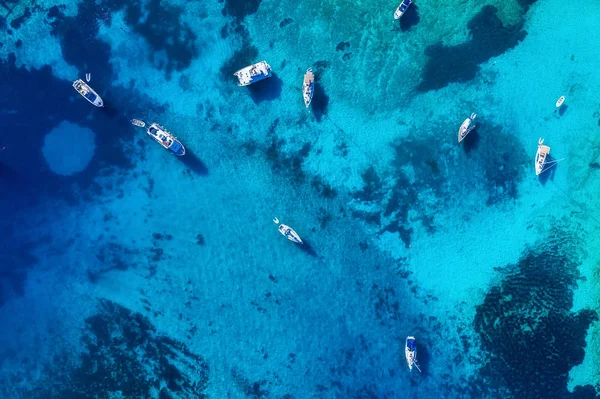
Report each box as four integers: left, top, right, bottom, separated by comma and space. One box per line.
72, 79, 103, 107
556, 96, 565, 108
273, 217, 303, 244
405, 336, 421, 372
131, 119, 146, 128
146, 123, 185, 156
458, 113, 477, 143
535, 138, 551, 175
234, 61, 272, 86
394, 0, 413, 19
303, 68, 315, 108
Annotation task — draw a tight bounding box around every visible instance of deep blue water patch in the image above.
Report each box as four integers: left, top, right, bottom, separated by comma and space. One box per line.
418, 5, 529, 91
24, 299, 209, 398
474, 227, 598, 399
0, 226, 46, 308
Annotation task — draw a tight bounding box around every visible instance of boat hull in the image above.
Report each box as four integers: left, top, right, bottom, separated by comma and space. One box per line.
234, 61, 272, 86
303, 68, 315, 108
279, 224, 303, 244
405, 336, 418, 371
147, 123, 186, 156
394, 0, 412, 19
73, 79, 104, 107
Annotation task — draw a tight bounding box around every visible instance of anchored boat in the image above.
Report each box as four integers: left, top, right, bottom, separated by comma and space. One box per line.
405, 336, 422, 372
458, 113, 477, 142
535, 138, 550, 175
303, 68, 315, 108
139, 122, 185, 156
273, 217, 303, 244
394, 0, 413, 19
73, 79, 103, 107
234, 61, 272, 86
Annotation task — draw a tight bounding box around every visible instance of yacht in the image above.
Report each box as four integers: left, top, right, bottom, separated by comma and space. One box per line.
145, 122, 185, 156
303, 68, 315, 108
458, 113, 477, 143
234, 61, 272, 86
535, 138, 550, 175
73, 79, 103, 107
405, 336, 421, 372
273, 217, 303, 244
394, 0, 413, 19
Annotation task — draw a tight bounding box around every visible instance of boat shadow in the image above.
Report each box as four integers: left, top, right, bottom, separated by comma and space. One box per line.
415, 340, 431, 377
462, 130, 480, 155
298, 240, 318, 257
311, 83, 329, 122
248, 73, 283, 103
400, 4, 420, 31
179, 149, 208, 176
558, 104, 568, 117
538, 154, 557, 185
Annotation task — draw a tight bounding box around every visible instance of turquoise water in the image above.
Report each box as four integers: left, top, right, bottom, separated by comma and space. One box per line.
1, 0, 600, 397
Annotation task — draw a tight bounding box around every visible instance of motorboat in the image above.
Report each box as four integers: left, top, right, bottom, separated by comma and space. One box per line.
273, 217, 303, 244
405, 336, 421, 372
131, 119, 146, 128
303, 68, 315, 108
146, 123, 185, 156
458, 113, 477, 143
556, 96, 565, 108
394, 0, 413, 19
234, 61, 272, 86
72, 79, 103, 107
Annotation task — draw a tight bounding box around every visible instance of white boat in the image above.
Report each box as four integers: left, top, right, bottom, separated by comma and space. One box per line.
394, 0, 413, 19
556, 96, 565, 108
73, 79, 103, 107
303, 68, 315, 108
131, 119, 146, 128
273, 217, 303, 244
458, 113, 477, 143
535, 138, 551, 175
146, 123, 186, 156
405, 336, 421, 372
234, 61, 272, 86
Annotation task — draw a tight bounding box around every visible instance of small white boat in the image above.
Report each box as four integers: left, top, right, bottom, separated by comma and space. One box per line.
394, 0, 413, 19
146, 123, 186, 156
85, 73, 91, 82
273, 217, 303, 244
72, 79, 103, 107
234, 61, 272, 86
535, 138, 551, 175
405, 336, 421, 372
458, 113, 477, 142
556, 96, 565, 108
131, 119, 146, 128
303, 68, 315, 108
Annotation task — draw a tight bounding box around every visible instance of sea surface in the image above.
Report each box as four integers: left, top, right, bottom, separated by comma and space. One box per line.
1, 0, 600, 398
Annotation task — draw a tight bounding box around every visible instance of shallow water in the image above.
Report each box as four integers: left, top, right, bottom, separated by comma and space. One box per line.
1, 0, 600, 397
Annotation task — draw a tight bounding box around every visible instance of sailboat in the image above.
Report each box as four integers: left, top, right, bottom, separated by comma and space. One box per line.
405, 336, 422, 372
273, 217, 303, 244
535, 138, 551, 175
458, 113, 477, 142
303, 68, 315, 108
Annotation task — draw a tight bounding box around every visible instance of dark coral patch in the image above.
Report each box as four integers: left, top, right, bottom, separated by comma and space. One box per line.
266, 136, 311, 184
474, 227, 598, 398
10, 6, 34, 30
279, 18, 293, 28
418, 6, 528, 91
223, 0, 262, 21
49, 0, 198, 78
26, 299, 210, 397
